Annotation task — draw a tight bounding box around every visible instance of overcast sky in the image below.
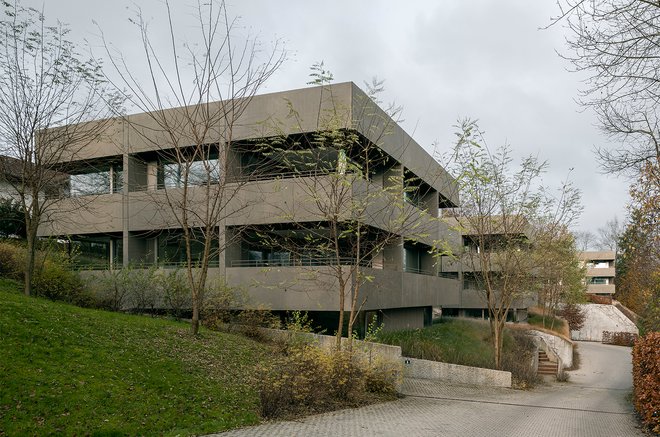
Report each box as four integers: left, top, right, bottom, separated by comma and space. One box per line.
32, 0, 630, 233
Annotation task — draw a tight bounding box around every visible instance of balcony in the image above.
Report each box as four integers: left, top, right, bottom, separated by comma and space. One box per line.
586, 284, 615, 294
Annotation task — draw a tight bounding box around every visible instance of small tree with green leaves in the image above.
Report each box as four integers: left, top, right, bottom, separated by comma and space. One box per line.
252, 64, 438, 350
441, 119, 582, 368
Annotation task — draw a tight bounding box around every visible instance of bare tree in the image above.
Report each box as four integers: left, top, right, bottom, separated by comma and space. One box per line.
442, 119, 582, 368
553, 0, 660, 176
100, 0, 285, 334
596, 216, 623, 254
0, 1, 122, 296
574, 230, 596, 252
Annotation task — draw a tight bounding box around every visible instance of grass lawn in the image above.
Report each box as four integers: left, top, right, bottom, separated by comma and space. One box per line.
0, 278, 273, 436
377, 318, 497, 369
527, 311, 569, 337
376, 317, 538, 383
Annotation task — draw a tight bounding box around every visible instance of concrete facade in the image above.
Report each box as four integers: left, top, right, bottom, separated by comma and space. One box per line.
37, 82, 464, 330
579, 251, 616, 298
571, 304, 638, 342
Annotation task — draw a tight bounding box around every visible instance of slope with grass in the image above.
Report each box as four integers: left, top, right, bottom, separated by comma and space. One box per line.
0, 278, 272, 436
377, 317, 539, 386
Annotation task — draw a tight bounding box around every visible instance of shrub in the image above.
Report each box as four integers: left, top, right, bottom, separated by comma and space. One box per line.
234, 306, 281, 341
162, 269, 191, 320
32, 251, 91, 307
0, 199, 26, 238
501, 331, 540, 388
0, 241, 23, 279
602, 331, 638, 347
632, 332, 660, 434
258, 342, 397, 419
557, 304, 586, 331
201, 282, 241, 329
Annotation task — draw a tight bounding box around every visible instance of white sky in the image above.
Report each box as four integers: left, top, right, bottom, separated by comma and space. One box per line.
31, 0, 630, 233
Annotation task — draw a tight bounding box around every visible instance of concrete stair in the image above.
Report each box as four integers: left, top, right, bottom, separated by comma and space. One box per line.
537, 350, 558, 376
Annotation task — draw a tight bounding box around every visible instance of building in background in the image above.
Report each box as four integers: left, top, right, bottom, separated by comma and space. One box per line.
579, 251, 616, 303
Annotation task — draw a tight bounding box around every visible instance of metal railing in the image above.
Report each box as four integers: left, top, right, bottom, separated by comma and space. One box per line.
230, 257, 371, 268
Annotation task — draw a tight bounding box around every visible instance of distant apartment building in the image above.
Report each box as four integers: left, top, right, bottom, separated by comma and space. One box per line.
579, 251, 616, 303
37, 82, 465, 331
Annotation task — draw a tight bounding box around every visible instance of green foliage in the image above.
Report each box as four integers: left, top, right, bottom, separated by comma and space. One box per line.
442, 119, 583, 369
0, 241, 22, 279
377, 318, 539, 387
0, 199, 25, 238
616, 163, 659, 335
307, 61, 334, 85
363, 316, 384, 343
91, 266, 157, 312
285, 310, 314, 333
32, 250, 89, 307
527, 312, 569, 336
162, 269, 191, 320
0, 240, 89, 305
632, 332, 660, 433
0, 284, 271, 435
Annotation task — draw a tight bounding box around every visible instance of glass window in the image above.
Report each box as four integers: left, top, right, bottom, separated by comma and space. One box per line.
70, 171, 110, 196
69, 164, 122, 196
162, 160, 221, 188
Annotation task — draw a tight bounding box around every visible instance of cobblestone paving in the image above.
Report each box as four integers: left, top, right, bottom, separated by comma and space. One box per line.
210, 342, 643, 437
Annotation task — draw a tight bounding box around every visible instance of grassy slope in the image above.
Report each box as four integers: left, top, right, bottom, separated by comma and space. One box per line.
377, 317, 528, 370
0, 278, 271, 436
377, 318, 496, 368
526, 311, 570, 337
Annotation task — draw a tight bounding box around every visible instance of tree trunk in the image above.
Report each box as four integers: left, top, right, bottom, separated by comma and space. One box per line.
336, 277, 345, 351
191, 289, 200, 335
24, 233, 35, 296
493, 320, 502, 369
23, 218, 39, 296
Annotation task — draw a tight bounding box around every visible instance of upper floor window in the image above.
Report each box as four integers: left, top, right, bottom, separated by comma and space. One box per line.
160, 159, 221, 188
69, 164, 122, 196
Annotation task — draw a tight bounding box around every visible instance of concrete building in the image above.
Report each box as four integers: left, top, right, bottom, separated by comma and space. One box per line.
37, 82, 464, 331
436, 216, 533, 322
579, 251, 616, 303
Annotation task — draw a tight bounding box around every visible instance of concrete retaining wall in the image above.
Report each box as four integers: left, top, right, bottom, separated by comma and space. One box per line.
571, 304, 638, 342
258, 328, 513, 388
531, 330, 573, 370
258, 328, 402, 364
402, 357, 512, 388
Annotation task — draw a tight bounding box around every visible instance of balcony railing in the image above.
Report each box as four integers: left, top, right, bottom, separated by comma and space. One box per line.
230, 257, 371, 268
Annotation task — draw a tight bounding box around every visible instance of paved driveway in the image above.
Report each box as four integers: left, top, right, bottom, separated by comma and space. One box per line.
211, 341, 642, 437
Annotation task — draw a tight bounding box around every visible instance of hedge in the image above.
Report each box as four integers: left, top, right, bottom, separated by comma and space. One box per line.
632, 332, 660, 433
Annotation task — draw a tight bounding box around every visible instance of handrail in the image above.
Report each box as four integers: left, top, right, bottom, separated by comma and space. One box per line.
230, 257, 370, 268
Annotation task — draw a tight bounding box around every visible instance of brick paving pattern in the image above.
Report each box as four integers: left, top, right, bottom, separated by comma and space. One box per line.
209, 342, 643, 437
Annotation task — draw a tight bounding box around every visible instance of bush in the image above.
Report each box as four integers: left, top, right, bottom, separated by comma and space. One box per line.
258, 342, 397, 419
501, 331, 540, 388
162, 269, 191, 320
557, 304, 586, 331
91, 265, 162, 312
32, 251, 91, 307
632, 332, 660, 434
0, 241, 23, 279
602, 331, 638, 347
